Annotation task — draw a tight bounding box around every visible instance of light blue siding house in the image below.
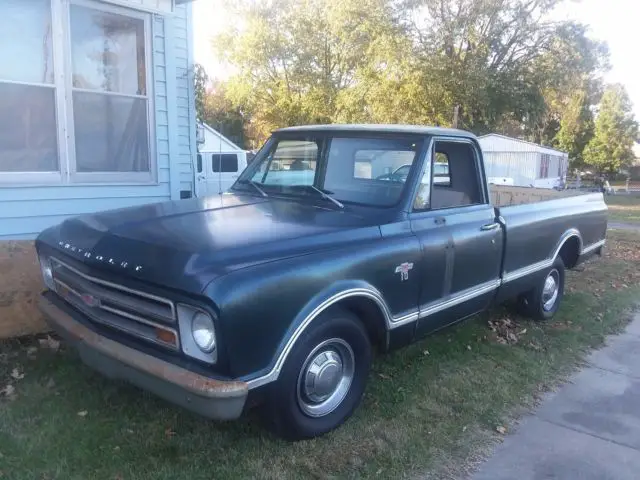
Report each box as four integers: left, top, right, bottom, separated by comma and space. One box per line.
0, 0, 198, 240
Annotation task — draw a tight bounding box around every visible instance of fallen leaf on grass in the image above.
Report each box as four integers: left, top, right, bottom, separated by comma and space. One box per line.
26, 346, 38, 357
39, 336, 60, 352
466, 345, 472, 351
377, 373, 391, 380
10, 368, 24, 380
1, 385, 16, 399
77, 410, 88, 417
165, 428, 176, 439
496, 425, 507, 435
423, 350, 430, 356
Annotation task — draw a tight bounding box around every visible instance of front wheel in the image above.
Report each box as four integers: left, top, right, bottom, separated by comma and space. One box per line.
518, 257, 565, 321
262, 307, 372, 440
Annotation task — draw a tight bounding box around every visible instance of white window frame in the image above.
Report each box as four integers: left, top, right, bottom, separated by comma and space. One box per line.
0, 0, 156, 186
0, 0, 64, 185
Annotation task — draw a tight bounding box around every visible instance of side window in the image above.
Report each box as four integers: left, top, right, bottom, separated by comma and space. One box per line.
252, 139, 318, 186
413, 141, 483, 211
196, 154, 202, 173
433, 152, 451, 186
212, 154, 239, 173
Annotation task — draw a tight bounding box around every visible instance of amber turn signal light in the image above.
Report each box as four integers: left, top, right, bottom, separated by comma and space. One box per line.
156, 328, 177, 346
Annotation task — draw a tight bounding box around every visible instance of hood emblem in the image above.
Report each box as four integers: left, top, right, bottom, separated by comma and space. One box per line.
395, 262, 414, 281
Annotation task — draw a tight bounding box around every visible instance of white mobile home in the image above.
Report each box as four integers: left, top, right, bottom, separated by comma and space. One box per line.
478, 134, 569, 189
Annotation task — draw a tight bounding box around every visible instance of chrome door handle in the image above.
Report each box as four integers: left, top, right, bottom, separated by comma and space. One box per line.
481, 222, 500, 231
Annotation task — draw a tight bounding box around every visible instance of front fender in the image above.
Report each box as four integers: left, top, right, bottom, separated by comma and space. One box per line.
243, 278, 391, 389
201, 234, 412, 383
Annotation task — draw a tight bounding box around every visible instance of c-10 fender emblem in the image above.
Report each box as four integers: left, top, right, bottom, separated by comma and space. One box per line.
395, 262, 414, 281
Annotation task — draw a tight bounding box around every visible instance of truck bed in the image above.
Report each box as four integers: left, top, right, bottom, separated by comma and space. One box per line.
490, 185, 586, 207
494, 190, 608, 302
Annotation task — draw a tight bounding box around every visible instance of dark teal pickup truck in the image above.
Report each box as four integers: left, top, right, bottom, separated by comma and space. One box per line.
36, 125, 607, 440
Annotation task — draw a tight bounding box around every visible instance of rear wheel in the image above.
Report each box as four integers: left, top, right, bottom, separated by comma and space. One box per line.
262, 307, 371, 440
518, 257, 565, 320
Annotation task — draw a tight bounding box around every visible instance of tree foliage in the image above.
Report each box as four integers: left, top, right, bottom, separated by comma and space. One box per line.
584, 84, 639, 174
203, 0, 633, 168
194, 63, 248, 148
554, 88, 594, 170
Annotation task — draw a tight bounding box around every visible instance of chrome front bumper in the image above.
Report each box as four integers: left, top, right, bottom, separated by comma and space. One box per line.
38, 293, 248, 421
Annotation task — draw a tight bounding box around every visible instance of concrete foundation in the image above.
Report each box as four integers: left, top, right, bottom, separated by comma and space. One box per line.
0, 241, 48, 338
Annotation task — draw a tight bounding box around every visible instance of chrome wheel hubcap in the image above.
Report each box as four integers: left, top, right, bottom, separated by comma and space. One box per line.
542, 269, 560, 311
297, 338, 355, 417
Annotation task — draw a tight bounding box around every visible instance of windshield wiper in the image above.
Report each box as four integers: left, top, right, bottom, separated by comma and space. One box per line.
309, 185, 344, 209
237, 179, 268, 197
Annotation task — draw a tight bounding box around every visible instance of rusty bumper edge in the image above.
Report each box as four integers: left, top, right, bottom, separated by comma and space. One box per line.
38, 294, 249, 400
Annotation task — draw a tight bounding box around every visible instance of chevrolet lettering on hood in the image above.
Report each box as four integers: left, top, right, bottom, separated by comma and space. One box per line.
35, 124, 607, 442
57, 241, 143, 272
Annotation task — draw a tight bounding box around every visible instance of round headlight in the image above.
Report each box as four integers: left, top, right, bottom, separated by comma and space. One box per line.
191, 312, 216, 353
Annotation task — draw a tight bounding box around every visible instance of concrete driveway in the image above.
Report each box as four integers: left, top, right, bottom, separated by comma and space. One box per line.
471, 312, 640, 480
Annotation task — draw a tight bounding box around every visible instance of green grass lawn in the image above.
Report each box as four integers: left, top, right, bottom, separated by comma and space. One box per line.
2, 231, 640, 480
606, 195, 640, 224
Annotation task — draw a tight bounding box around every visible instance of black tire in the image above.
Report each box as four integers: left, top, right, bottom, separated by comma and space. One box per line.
262, 307, 372, 440
518, 257, 565, 321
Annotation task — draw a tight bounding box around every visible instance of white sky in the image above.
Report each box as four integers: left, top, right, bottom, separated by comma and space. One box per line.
193, 0, 640, 119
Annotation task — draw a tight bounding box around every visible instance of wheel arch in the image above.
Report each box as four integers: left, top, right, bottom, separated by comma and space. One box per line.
245, 281, 392, 390
552, 229, 583, 269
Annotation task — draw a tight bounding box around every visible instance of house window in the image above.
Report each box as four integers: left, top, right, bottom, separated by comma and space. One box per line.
539, 154, 550, 179
0, 0, 59, 177
0, 0, 154, 184
557, 156, 564, 177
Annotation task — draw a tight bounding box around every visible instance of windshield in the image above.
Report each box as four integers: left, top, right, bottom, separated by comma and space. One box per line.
235, 134, 423, 208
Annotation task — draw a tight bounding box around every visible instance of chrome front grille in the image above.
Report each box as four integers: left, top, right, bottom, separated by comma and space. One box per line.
50, 258, 179, 351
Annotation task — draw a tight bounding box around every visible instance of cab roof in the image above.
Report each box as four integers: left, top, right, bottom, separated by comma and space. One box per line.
274, 124, 476, 139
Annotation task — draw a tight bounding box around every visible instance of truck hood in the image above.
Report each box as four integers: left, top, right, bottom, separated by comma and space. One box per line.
37, 194, 381, 293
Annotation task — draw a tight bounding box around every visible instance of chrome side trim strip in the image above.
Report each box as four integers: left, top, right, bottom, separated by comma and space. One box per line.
418, 279, 501, 318
502, 230, 583, 284
246, 288, 394, 389
390, 310, 420, 327
246, 232, 604, 390
246, 280, 500, 390
581, 239, 606, 255
502, 259, 553, 283
501, 234, 605, 285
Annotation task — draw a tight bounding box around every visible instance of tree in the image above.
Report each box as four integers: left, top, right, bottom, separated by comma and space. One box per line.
212, 0, 611, 146
400, 0, 609, 135
584, 84, 639, 174
214, 0, 403, 142
554, 89, 594, 170
194, 63, 209, 123
193, 64, 249, 148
